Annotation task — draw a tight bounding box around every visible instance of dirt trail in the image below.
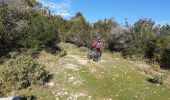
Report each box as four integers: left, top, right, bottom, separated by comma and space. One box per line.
36, 42, 170, 100
37, 43, 111, 99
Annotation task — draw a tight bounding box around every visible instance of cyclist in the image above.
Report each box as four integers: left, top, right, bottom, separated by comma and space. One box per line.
91, 37, 103, 59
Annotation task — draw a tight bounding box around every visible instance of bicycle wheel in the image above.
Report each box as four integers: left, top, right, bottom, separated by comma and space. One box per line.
93, 48, 99, 62
87, 50, 92, 60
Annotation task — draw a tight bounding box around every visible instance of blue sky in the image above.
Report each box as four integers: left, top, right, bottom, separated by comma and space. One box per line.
37, 0, 170, 24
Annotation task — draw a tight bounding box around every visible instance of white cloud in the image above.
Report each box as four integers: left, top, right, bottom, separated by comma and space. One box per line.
37, 0, 72, 18
54, 9, 72, 17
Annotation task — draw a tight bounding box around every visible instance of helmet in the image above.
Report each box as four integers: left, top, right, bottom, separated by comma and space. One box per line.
97, 36, 101, 40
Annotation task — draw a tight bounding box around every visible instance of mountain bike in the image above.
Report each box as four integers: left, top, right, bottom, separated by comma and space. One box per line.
87, 48, 100, 62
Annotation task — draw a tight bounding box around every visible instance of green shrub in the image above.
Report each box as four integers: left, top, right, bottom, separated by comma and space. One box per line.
27, 49, 39, 58
161, 48, 170, 69
121, 48, 135, 59
151, 75, 164, 85
23, 0, 41, 7
79, 46, 88, 52
17, 10, 60, 52
0, 22, 4, 34
1, 55, 51, 89
148, 60, 160, 68
8, 51, 20, 58
19, 95, 37, 100
58, 49, 67, 57
0, 57, 5, 64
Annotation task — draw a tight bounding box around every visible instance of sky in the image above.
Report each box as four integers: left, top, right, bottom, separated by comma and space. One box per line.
37, 0, 170, 24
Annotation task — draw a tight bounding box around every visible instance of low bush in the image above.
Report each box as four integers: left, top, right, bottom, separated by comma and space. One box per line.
58, 49, 67, 57
161, 48, 170, 69
147, 60, 160, 69
153, 75, 164, 85
19, 95, 37, 100
1, 55, 51, 89
79, 46, 88, 52
149, 75, 164, 85
27, 49, 40, 58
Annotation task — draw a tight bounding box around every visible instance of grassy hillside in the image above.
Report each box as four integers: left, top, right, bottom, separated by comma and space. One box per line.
1, 42, 170, 100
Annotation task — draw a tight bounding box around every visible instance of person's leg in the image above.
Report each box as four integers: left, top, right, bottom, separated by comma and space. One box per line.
93, 48, 97, 57
98, 49, 102, 58
99, 50, 102, 58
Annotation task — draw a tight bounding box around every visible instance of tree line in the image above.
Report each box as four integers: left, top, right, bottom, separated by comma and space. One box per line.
0, 0, 169, 69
